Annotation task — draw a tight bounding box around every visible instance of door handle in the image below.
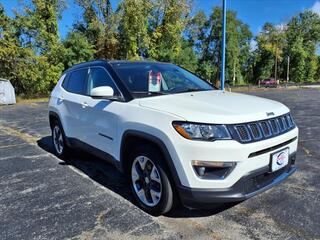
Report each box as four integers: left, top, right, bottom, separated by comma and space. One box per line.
82, 102, 88, 108
58, 96, 64, 101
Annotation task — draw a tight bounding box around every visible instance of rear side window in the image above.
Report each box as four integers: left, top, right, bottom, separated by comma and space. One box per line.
61, 74, 69, 89
65, 69, 88, 95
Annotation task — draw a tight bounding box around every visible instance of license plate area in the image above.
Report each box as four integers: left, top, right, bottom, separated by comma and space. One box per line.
270, 147, 289, 172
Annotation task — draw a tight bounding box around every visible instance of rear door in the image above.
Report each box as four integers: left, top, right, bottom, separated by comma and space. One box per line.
81, 67, 121, 156
62, 68, 90, 140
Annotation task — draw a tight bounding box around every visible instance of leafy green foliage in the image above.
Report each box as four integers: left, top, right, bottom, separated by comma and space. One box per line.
285, 11, 320, 83
62, 32, 95, 68
148, 0, 191, 63
74, 0, 118, 59
117, 0, 150, 59
188, 7, 252, 85
0, 1, 319, 96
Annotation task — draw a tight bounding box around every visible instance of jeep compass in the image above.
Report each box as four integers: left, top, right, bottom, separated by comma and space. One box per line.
48, 60, 298, 215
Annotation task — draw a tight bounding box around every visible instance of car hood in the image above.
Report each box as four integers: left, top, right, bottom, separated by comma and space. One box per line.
138, 90, 289, 124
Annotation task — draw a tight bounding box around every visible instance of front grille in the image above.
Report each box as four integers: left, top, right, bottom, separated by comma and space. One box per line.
229, 113, 295, 144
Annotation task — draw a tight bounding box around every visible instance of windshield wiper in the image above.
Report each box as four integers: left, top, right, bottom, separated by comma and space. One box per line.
132, 91, 168, 95
176, 88, 207, 93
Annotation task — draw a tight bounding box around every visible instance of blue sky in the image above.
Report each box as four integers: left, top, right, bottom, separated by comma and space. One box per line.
1, 0, 320, 39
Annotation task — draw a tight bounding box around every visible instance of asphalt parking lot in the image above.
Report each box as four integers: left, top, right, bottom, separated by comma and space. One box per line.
0, 89, 319, 240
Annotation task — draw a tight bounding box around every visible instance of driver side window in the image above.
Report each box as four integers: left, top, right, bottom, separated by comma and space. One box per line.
87, 67, 119, 95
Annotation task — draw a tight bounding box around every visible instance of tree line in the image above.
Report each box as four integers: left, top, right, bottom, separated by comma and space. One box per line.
0, 0, 319, 96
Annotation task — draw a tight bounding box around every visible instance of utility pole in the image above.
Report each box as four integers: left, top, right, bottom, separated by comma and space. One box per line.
220, 0, 227, 90
287, 56, 290, 83
274, 46, 278, 81
233, 60, 236, 86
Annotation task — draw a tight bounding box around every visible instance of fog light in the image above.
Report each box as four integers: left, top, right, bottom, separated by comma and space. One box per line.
192, 161, 236, 179
197, 166, 206, 176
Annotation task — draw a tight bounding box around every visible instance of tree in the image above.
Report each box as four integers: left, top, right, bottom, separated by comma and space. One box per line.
148, 0, 192, 63
174, 40, 197, 71
0, 3, 25, 92
285, 11, 320, 82
74, 0, 118, 59
0, 1, 65, 95
2, 0, 320, 97
62, 32, 95, 68
15, 0, 65, 53
190, 7, 252, 85
117, 0, 150, 59
16, 0, 66, 88
254, 23, 285, 83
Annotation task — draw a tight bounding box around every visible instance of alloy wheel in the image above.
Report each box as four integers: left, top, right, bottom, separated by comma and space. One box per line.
131, 156, 162, 207
53, 125, 64, 155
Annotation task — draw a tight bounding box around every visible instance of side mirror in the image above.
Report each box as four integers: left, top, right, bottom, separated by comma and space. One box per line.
90, 86, 114, 99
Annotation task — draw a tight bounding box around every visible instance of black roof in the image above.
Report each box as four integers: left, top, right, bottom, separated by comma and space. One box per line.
64, 59, 172, 73
64, 59, 108, 73
108, 60, 172, 65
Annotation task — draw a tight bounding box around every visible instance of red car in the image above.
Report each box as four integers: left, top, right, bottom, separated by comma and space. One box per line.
260, 78, 278, 87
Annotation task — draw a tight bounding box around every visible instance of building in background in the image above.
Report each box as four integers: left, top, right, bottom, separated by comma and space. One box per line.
0, 79, 16, 105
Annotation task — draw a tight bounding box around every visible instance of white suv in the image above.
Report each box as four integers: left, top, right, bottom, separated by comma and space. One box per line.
48, 60, 298, 215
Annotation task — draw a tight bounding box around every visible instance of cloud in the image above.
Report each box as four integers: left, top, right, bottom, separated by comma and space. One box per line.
311, 1, 320, 15
275, 23, 287, 32
250, 39, 257, 52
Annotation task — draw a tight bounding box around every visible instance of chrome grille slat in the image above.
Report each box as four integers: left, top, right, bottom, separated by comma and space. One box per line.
232, 113, 295, 143
248, 123, 262, 140
269, 119, 280, 134
260, 121, 272, 137
277, 117, 285, 132
286, 115, 294, 128
282, 116, 289, 129
234, 125, 251, 142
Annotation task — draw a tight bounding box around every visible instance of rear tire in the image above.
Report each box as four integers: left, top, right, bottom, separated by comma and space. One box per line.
129, 145, 175, 216
51, 120, 70, 158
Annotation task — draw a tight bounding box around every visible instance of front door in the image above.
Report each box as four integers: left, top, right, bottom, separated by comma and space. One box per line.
81, 67, 121, 157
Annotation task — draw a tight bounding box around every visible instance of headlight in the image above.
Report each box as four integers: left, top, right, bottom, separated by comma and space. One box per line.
172, 122, 231, 141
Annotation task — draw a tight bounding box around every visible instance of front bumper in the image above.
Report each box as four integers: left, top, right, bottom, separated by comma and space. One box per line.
171, 127, 298, 189
177, 154, 296, 208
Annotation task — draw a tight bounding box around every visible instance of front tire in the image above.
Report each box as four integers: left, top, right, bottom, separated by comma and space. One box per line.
129, 145, 174, 216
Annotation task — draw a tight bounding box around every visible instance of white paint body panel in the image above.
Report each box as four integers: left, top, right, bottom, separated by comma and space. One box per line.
49, 73, 299, 189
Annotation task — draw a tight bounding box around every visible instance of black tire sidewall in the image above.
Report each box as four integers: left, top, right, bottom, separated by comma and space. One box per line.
128, 145, 174, 216
51, 120, 68, 158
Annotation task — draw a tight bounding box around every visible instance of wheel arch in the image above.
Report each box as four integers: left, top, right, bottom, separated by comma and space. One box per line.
120, 130, 181, 187
49, 111, 72, 147
49, 111, 60, 129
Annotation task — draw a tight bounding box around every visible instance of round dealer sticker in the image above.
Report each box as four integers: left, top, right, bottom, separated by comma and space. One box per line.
276, 152, 286, 166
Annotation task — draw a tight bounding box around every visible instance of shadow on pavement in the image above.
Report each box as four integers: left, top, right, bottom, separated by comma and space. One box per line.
37, 136, 240, 218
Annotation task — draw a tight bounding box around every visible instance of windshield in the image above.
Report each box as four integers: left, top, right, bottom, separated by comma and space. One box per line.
110, 62, 214, 97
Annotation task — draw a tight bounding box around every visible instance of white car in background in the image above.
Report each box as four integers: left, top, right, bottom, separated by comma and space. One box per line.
48, 60, 298, 215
